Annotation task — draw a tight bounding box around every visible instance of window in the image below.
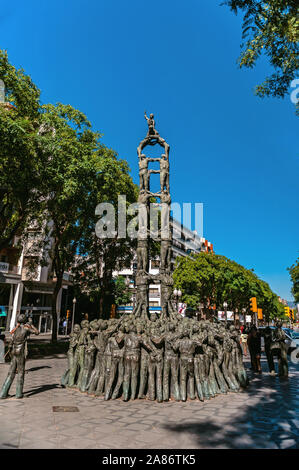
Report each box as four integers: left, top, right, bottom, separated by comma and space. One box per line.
149, 288, 159, 293
151, 260, 160, 269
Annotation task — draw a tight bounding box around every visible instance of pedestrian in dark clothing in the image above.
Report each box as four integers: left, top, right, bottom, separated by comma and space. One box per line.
263, 326, 275, 375
247, 326, 262, 373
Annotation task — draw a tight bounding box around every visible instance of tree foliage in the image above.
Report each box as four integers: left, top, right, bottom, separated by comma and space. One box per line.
222, 1, 299, 102
112, 276, 132, 307
73, 167, 138, 317
0, 50, 138, 340
288, 257, 299, 303
37, 104, 105, 341
173, 252, 285, 320
0, 50, 45, 250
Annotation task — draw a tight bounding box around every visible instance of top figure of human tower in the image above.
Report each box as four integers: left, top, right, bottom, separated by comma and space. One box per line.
144, 111, 159, 138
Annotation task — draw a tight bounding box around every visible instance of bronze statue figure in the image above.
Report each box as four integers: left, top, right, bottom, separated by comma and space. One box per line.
137, 239, 149, 273
270, 322, 288, 378
121, 324, 154, 401
147, 325, 164, 402
87, 320, 109, 394
0, 314, 39, 399
162, 322, 181, 401
144, 111, 159, 138
139, 154, 149, 191
160, 154, 169, 193
61, 323, 81, 387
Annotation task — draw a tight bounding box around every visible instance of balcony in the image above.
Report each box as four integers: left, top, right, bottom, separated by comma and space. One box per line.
0, 262, 21, 285
0, 262, 18, 274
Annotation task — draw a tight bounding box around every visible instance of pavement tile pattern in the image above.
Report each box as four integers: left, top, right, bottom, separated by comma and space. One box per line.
0, 355, 298, 449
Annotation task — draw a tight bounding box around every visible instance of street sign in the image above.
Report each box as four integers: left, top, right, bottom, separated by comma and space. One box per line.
218, 311, 234, 321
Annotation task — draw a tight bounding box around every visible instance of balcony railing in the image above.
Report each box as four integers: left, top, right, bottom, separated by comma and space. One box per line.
0, 262, 18, 274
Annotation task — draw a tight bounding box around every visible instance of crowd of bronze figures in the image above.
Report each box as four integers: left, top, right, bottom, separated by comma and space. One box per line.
61, 314, 249, 402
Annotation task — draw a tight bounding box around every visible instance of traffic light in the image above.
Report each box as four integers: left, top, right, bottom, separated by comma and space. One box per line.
66, 310, 70, 319
249, 297, 257, 313
284, 306, 290, 317
289, 308, 295, 321
257, 308, 263, 320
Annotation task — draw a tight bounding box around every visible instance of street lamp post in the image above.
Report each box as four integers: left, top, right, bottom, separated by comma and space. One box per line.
71, 297, 76, 333
223, 301, 228, 326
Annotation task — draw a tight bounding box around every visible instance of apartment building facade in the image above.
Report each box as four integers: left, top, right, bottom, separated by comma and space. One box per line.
0, 227, 73, 332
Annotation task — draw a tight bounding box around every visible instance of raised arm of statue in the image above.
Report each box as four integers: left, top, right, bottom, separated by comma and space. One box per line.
25, 324, 39, 335
10, 324, 20, 335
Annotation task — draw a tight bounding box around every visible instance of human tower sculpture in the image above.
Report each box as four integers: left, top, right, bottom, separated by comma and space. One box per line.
61, 114, 249, 402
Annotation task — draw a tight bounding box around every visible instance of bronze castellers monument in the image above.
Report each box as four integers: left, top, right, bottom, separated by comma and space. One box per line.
60, 113, 249, 402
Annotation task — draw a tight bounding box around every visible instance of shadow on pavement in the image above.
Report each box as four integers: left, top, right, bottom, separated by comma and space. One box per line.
24, 383, 61, 397
27, 354, 67, 360
26, 366, 52, 372
163, 360, 299, 449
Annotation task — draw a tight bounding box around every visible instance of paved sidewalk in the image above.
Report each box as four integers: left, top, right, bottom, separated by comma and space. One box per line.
0, 354, 298, 449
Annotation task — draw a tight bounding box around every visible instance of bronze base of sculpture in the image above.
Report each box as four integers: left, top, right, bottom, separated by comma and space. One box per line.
61, 317, 249, 403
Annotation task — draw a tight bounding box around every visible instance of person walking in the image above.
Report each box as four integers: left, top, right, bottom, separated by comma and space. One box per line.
240, 327, 248, 356
263, 326, 275, 375
247, 326, 262, 373
63, 318, 67, 335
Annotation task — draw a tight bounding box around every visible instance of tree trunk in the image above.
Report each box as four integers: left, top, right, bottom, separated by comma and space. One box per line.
51, 276, 63, 343
99, 294, 104, 318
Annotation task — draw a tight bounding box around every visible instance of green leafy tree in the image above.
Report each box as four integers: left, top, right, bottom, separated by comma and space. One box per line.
288, 257, 299, 303
0, 50, 45, 250
173, 252, 284, 321
73, 153, 138, 318
222, 1, 299, 106
113, 276, 132, 307
32, 102, 104, 342
0, 51, 138, 340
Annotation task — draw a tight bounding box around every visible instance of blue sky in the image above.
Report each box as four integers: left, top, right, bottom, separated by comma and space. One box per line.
1, 0, 298, 300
